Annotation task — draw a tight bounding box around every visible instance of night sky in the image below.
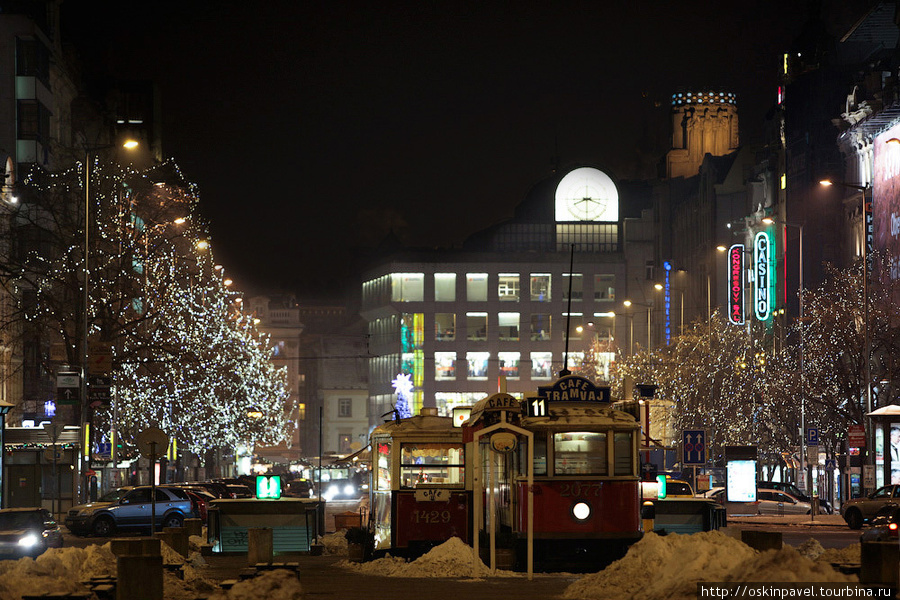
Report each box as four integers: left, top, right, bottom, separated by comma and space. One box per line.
60, 1, 876, 297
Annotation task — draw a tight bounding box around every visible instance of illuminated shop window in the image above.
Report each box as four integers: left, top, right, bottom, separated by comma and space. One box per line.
530, 274, 551, 301
435, 352, 456, 380
466, 351, 490, 379
434, 273, 456, 301
391, 273, 424, 302
594, 274, 615, 301
435, 392, 484, 416
435, 313, 456, 341
498, 312, 520, 341
498, 273, 520, 301
530, 314, 551, 341
467, 273, 488, 301
562, 274, 583, 301
498, 352, 520, 379
531, 352, 553, 379
467, 313, 487, 341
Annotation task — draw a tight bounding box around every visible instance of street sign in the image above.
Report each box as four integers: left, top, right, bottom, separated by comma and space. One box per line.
807, 445, 818, 465
806, 427, 819, 446
824, 458, 837, 470
848, 425, 866, 448
56, 371, 80, 405
136, 427, 169, 459
96, 442, 111, 459
682, 429, 707, 465
88, 376, 111, 407
87, 341, 112, 375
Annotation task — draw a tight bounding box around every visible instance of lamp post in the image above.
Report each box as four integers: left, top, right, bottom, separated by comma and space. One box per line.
820, 179, 873, 477
763, 216, 807, 492
81, 140, 138, 502
0, 400, 13, 509
623, 300, 652, 355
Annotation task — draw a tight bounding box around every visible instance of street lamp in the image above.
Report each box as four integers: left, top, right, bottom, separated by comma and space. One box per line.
623, 300, 652, 355
81, 140, 138, 502
0, 399, 13, 508
763, 216, 808, 492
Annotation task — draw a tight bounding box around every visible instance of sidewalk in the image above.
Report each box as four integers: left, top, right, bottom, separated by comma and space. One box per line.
727, 513, 846, 527
200, 553, 578, 600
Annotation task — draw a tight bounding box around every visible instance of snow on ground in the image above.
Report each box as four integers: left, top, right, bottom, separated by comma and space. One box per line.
562, 531, 857, 600
204, 570, 303, 600
318, 530, 349, 555
338, 536, 518, 578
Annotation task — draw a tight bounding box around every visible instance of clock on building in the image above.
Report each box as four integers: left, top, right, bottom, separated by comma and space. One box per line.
554, 167, 619, 222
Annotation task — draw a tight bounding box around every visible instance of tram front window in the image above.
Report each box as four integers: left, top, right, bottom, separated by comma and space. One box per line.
554, 432, 607, 475
400, 443, 465, 488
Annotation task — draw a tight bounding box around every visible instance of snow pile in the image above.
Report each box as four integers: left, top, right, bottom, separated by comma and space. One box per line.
340, 536, 517, 578
795, 538, 825, 561
0, 544, 116, 599
205, 569, 302, 600
817, 543, 861, 565
563, 532, 856, 600
319, 530, 349, 555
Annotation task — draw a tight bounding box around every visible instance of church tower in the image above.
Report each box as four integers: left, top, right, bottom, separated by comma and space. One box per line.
666, 91, 739, 179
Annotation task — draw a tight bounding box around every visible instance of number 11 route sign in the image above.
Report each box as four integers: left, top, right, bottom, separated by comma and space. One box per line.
683, 430, 707, 465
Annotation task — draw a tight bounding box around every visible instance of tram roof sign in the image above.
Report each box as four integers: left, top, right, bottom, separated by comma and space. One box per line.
480, 393, 522, 412
536, 375, 610, 404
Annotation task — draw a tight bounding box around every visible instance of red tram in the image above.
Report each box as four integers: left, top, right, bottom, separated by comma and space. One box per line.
464, 375, 643, 571
368, 407, 471, 557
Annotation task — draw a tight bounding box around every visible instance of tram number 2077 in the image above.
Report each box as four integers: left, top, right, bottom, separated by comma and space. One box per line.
412, 509, 452, 524
559, 482, 603, 497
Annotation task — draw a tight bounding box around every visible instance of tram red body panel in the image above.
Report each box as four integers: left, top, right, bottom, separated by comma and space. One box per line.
516, 479, 640, 535
395, 492, 470, 547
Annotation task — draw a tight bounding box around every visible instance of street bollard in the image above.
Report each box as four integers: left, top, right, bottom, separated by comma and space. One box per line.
184, 518, 202, 538
641, 501, 655, 533
117, 554, 163, 600
162, 526, 189, 557
860, 541, 899, 588
248, 527, 274, 565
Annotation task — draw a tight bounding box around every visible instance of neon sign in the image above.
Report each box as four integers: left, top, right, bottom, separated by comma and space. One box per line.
754, 232, 772, 321
728, 244, 745, 325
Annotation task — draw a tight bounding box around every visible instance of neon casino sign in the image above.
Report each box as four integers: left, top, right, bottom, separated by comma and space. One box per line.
728, 244, 745, 325
753, 232, 772, 321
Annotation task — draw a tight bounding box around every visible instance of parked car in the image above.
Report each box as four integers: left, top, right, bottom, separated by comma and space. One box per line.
700, 488, 760, 516
224, 484, 253, 499
841, 484, 900, 529
65, 485, 193, 536
285, 478, 315, 498
759, 481, 833, 514
860, 507, 899, 542
0, 508, 62, 558
183, 481, 230, 499
175, 487, 217, 523
756, 489, 820, 515
663, 479, 695, 498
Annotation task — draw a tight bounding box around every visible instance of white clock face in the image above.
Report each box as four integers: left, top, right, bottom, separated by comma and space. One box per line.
554, 167, 619, 222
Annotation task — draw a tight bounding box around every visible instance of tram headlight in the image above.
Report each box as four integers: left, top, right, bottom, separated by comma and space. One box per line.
572, 501, 592, 521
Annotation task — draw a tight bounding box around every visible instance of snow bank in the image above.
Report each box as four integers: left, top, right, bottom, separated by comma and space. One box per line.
205, 569, 303, 600
0, 544, 116, 599
563, 532, 856, 600
816, 542, 861, 566
339, 536, 517, 578
319, 530, 349, 555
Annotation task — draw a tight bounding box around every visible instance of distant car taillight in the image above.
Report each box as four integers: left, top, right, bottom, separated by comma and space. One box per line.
889, 523, 898, 531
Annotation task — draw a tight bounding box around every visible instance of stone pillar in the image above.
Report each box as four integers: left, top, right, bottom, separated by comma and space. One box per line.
740, 530, 782, 552
184, 518, 202, 538
248, 527, 274, 565
162, 526, 189, 557
860, 541, 899, 588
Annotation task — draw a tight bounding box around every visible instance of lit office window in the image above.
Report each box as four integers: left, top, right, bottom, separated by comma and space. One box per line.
498, 352, 520, 379
530, 314, 551, 341
498, 273, 520, 301
530, 274, 551, 301
435, 313, 456, 341
594, 274, 615, 301
531, 352, 553, 379
498, 313, 520, 341
563, 314, 583, 339
467, 313, 487, 341
562, 274, 583, 301
391, 273, 424, 301
467, 273, 488, 301
435, 352, 456, 380
435, 273, 456, 301
467, 352, 490, 379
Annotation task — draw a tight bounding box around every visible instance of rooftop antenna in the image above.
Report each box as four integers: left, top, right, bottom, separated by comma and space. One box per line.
560, 244, 575, 377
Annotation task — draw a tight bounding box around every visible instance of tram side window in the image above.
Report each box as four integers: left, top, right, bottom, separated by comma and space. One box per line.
614, 432, 634, 476
554, 432, 607, 475
375, 440, 392, 491
400, 443, 465, 488
523, 436, 546, 476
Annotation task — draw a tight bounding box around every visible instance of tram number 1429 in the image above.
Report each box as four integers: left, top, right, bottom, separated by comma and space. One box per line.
412, 510, 452, 524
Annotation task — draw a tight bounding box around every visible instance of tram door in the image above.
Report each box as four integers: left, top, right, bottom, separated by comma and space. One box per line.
477, 433, 523, 537
370, 437, 392, 550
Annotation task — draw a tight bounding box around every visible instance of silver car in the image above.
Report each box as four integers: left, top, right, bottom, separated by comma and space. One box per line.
756, 489, 817, 515
65, 486, 192, 536
841, 484, 900, 529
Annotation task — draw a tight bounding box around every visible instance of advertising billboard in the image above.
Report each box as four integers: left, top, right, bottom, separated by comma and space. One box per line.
874, 124, 900, 282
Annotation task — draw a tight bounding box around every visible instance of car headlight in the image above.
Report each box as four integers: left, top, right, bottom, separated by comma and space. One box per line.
324, 485, 339, 501
79, 508, 93, 516
18, 534, 39, 548
343, 484, 355, 496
